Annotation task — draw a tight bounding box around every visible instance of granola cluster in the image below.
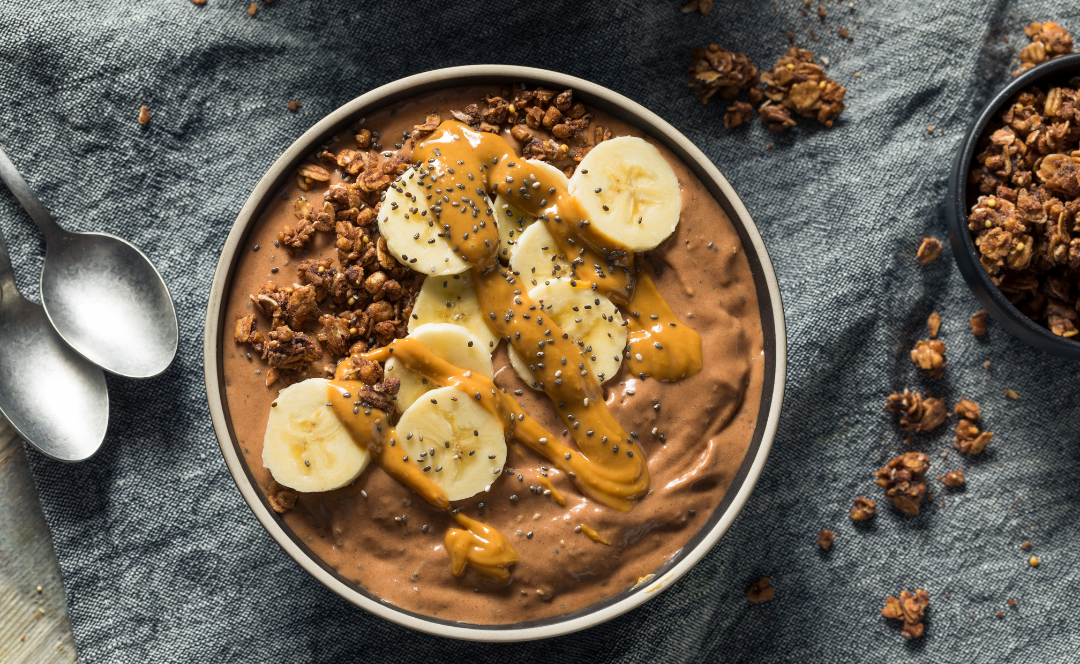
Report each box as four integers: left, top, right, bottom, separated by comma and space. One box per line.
881, 589, 930, 639
687, 45, 845, 133
910, 339, 946, 378
850, 496, 877, 521
1015, 22, 1073, 76
953, 398, 994, 455
885, 389, 947, 434
874, 452, 929, 515
967, 82, 1080, 337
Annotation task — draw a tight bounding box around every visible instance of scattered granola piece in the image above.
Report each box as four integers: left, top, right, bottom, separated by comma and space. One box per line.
953, 398, 982, 421
875, 452, 929, 515
886, 389, 947, 433
1021, 540, 1033, 549
817, 529, 835, 550
926, 311, 941, 338
1005, 389, 1019, 400
138, 105, 150, 125
759, 46, 846, 130
970, 309, 988, 336
247, 2, 257, 15
839, 28, 850, 39
1008, 599, 1018, 606
954, 419, 993, 455
916, 238, 943, 264
267, 481, 297, 513
943, 469, 966, 487
1015, 22, 1073, 76
850, 496, 877, 521
1029, 556, 1040, 567
746, 577, 774, 603
911, 339, 947, 378
881, 589, 929, 639
191, 0, 206, 5
287, 100, 301, 112
698, 0, 714, 15
687, 44, 759, 105
723, 101, 754, 128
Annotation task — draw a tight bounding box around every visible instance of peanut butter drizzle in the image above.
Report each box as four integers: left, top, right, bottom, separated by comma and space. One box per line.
579, 524, 610, 546
326, 372, 519, 582
537, 475, 566, 506
624, 270, 703, 382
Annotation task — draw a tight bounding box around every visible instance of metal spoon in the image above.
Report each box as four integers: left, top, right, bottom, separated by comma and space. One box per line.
0, 221, 109, 461
0, 146, 179, 378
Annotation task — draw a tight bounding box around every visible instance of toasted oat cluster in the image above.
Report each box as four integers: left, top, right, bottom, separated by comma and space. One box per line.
874, 452, 930, 515
235, 86, 609, 388
885, 389, 947, 434
967, 82, 1080, 337
1015, 22, 1073, 76
881, 589, 930, 638
687, 44, 759, 106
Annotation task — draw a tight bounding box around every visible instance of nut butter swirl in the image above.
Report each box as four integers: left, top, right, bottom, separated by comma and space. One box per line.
327, 120, 704, 582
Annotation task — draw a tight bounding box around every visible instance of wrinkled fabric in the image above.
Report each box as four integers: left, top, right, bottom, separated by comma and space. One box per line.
2, 1, 1080, 662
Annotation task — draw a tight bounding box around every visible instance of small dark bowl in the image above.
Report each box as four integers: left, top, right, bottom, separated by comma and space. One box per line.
946, 52, 1080, 359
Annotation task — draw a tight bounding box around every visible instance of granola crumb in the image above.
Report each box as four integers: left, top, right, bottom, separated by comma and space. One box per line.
1005, 389, 1019, 400
916, 238, 943, 264
875, 452, 929, 515
723, 101, 754, 128
943, 469, 966, 487
817, 529, 835, 550
287, 100, 301, 112
926, 311, 941, 338
850, 496, 876, 521
1021, 540, 1032, 549
954, 418, 993, 455
1029, 556, 1040, 567
747, 577, 775, 603
1008, 599, 1018, 606
881, 589, 929, 639
983, 360, 992, 370
267, 481, 297, 513
838, 27, 850, 39
997, 611, 1005, 619
911, 339, 946, 378
970, 309, 988, 336
1014, 22, 1073, 76
698, 0, 713, 15
191, 0, 206, 4
953, 398, 982, 421
247, 2, 257, 16
138, 105, 150, 125
758, 46, 845, 132
687, 44, 759, 106
886, 389, 947, 433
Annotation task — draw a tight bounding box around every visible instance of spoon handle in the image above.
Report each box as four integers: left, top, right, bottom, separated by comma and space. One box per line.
0, 220, 18, 302
0, 145, 61, 242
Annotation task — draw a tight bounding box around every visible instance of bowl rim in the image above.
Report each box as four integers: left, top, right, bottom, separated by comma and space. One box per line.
946, 52, 1080, 358
203, 65, 788, 641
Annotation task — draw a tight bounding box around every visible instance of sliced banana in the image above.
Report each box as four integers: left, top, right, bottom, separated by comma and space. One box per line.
378, 166, 470, 276
494, 194, 535, 263
385, 323, 494, 411
568, 136, 681, 251
263, 378, 370, 493
409, 272, 499, 352
526, 159, 570, 190
395, 386, 507, 501
508, 279, 625, 389
509, 221, 571, 281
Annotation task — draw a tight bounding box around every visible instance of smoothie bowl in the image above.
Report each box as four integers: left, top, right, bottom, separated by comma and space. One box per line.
204, 66, 786, 640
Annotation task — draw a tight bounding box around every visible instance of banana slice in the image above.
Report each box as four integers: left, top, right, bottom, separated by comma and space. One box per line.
385, 323, 494, 411
395, 386, 507, 501
494, 194, 535, 263
377, 166, 470, 276
409, 272, 499, 352
526, 159, 570, 189
509, 221, 571, 282
568, 136, 681, 251
263, 378, 370, 493
508, 279, 625, 389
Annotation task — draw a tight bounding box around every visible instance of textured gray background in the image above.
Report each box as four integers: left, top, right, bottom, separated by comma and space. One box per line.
2, 1, 1079, 662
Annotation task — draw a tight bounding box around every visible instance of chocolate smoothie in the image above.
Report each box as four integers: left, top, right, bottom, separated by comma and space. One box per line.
221, 86, 765, 624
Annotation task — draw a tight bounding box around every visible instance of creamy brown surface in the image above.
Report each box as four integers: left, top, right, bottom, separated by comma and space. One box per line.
221, 86, 765, 624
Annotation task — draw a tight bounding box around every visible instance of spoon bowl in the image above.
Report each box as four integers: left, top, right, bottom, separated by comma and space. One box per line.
0, 231, 108, 461
41, 230, 178, 378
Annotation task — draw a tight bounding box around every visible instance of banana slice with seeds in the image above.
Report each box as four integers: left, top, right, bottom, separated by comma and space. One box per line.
409, 272, 499, 352
508, 279, 625, 390
395, 386, 507, 501
509, 221, 571, 282
263, 378, 370, 493
385, 323, 493, 411
378, 166, 470, 276
526, 159, 570, 190
568, 136, 681, 251
494, 194, 535, 263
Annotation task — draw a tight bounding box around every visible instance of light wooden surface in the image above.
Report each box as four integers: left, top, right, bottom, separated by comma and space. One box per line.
0, 419, 79, 663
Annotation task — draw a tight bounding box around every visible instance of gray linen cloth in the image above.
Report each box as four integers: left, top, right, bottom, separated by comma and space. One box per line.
2, 1, 1079, 661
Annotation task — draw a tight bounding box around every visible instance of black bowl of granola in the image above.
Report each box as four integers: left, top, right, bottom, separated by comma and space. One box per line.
947, 52, 1080, 358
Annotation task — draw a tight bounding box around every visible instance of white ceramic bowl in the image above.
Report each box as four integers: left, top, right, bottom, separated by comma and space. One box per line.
204, 65, 786, 641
